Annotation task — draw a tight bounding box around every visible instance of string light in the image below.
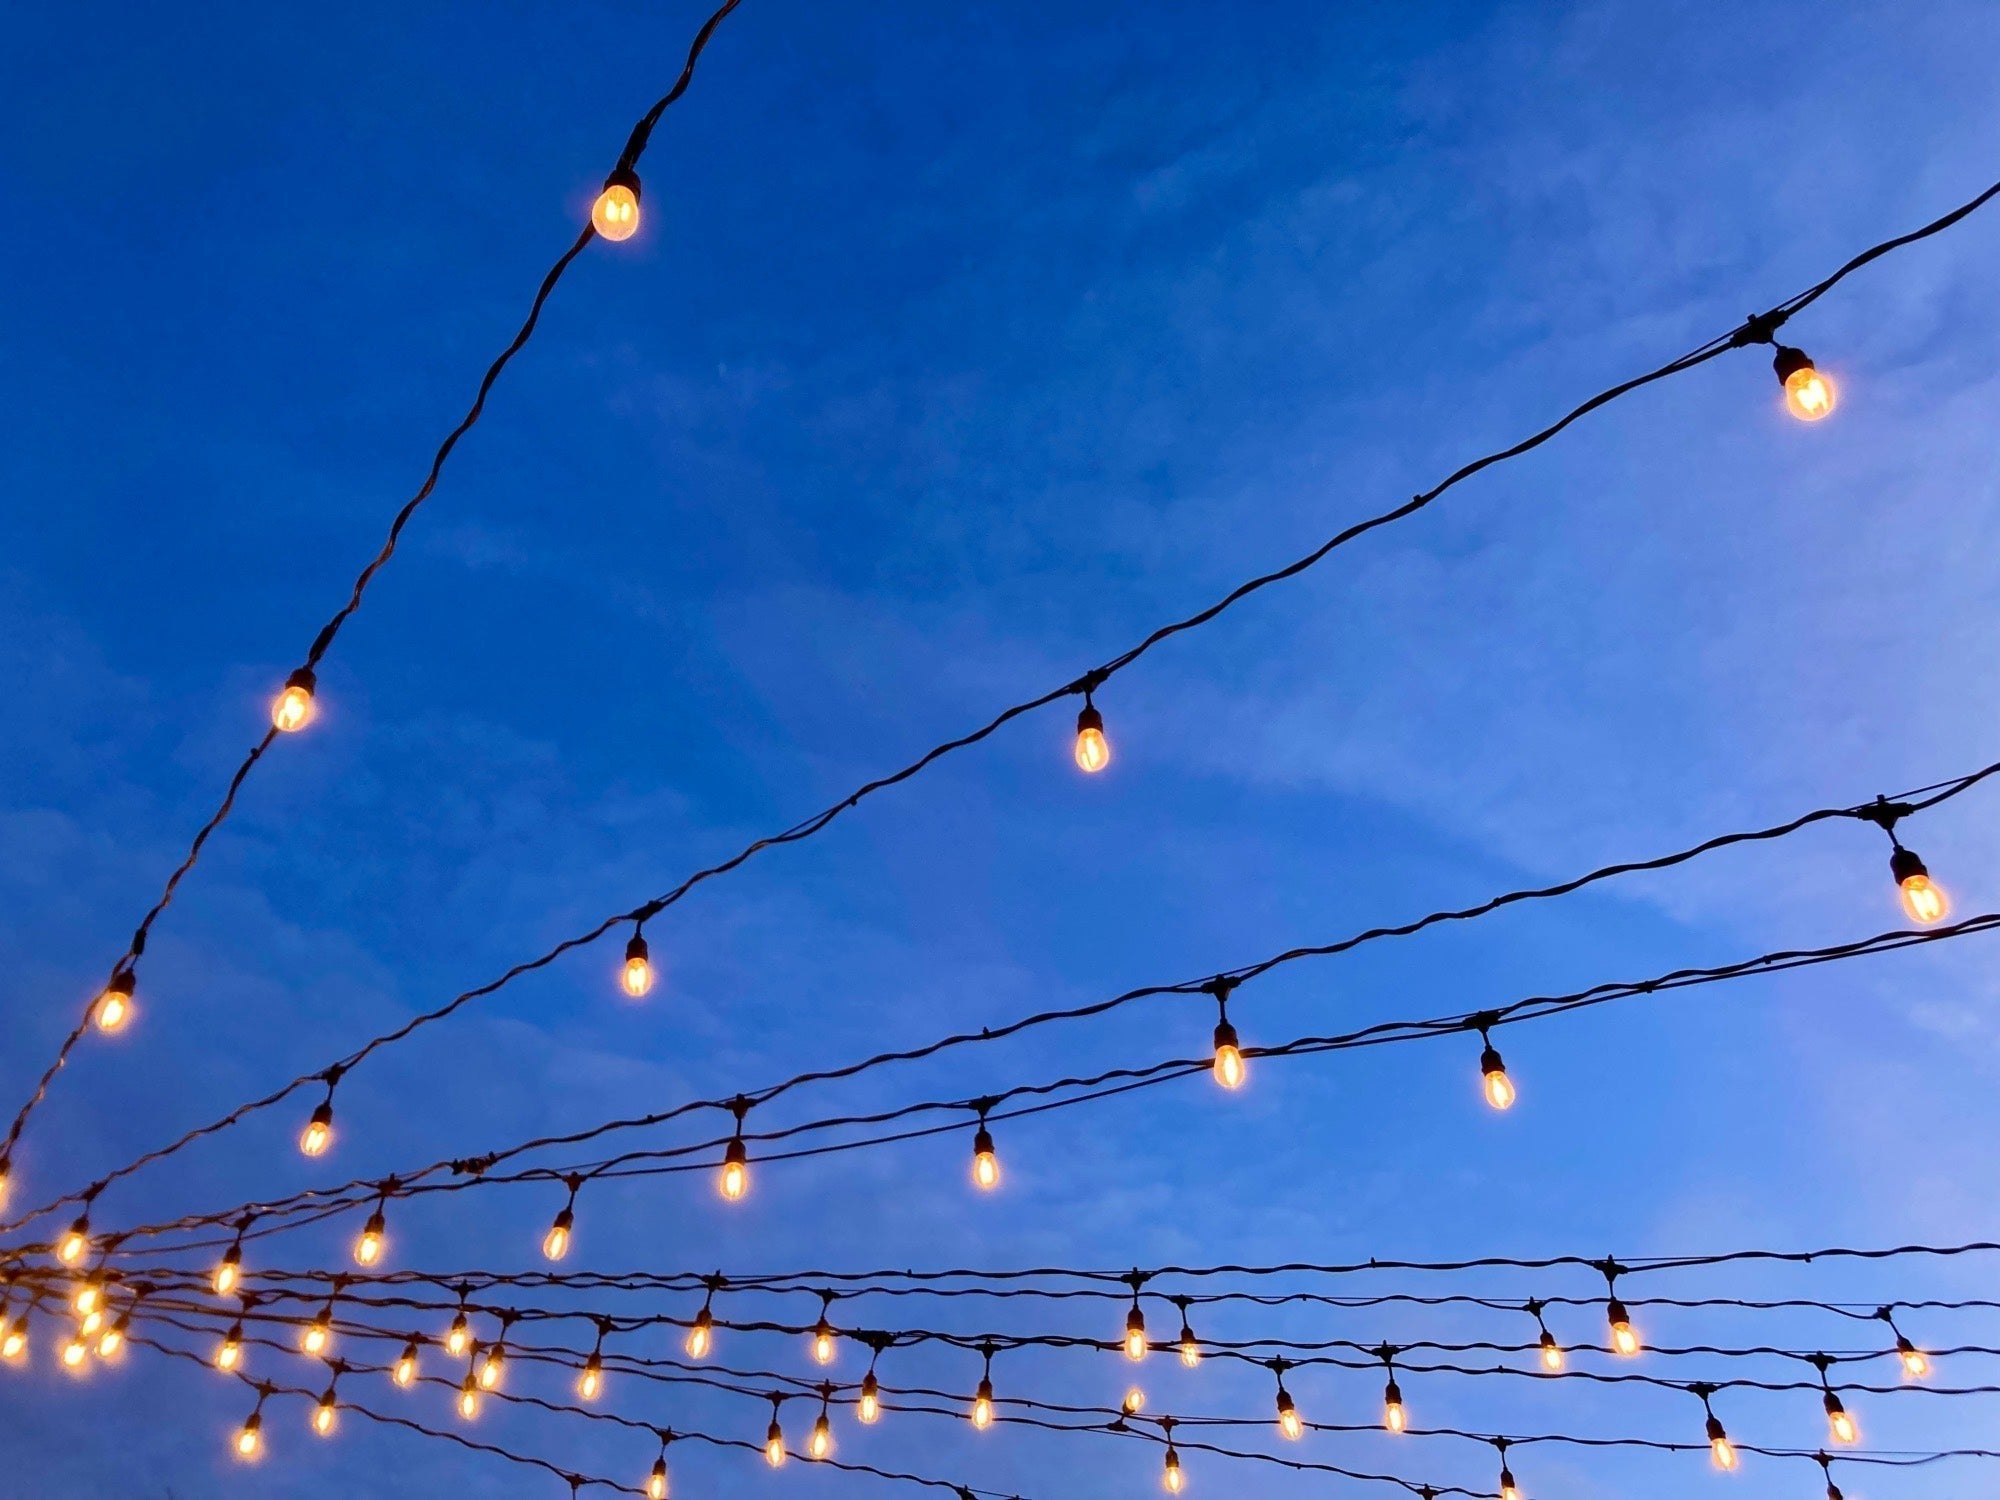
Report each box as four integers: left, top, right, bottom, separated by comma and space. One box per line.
1123, 1295, 1150, 1363
93, 970, 136, 1034
647, 1432, 671, 1500
591, 167, 642, 242
578, 1322, 608, 1401
1163, 1442, 1184, 1494
719, 1102, 752, 1202
1497, 1444, 1522, 1500
1174, 1298, 1201, 1368
972, 1347, 996, 1429
479, 1337, 508, 1391
214, 1231, 245, 1296
60, 1330, 89, 1370
685, 1284, 717, 1360
621, 928, 655, 999
96, 1305, 131, 1359
393, 1339, 420, 1388
972, 1107, 1001, 1191
271, 668, 317, 732
1528, 1302, 1564, 1372
235, 1405, 264, 1460
302, 1298, 335, 1357
1881, 1307, 1931, 1377
216, 1319, 244, 1372
1772, 345, 1836, 421
1702, 1397, 1738, 1472
1824, 1389, 1857, 1445
1599, 1267, 1642, 1357
859, 1369, 882, 1424
1273, 1362, 1303, 1441
313, 1382, 339, 1437
1122, 1386, 1146, 1415
1891, 844, 1949, 924
299, 1098, 336, 1159
457, 1364, 481, 1420
545, 1177, 582, 1261
810, 1294, 838, 1365
1475, 1017, 1515, 1110
1209, 982, 1246, 1090
1382, 1371, 1407, 1433
71, 1277, 104, 1319
764, 1396, 787, 1468
56, 1214, 91, 1267
1, 1310, 28, 1363
1074, 691, 1110, 773
809, 1390, 834, 1460
1816, 1453, 1845, 1500
353, 1204, 388, 1268
445, 1306, 473, 1359
0, 1157, 10, 1210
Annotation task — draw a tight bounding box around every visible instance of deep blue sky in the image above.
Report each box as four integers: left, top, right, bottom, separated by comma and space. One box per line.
4, 1, 2000, 1495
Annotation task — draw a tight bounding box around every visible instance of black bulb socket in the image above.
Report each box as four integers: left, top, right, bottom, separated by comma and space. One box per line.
1772, 345, 1815, 384
1889, 846, 1929, 885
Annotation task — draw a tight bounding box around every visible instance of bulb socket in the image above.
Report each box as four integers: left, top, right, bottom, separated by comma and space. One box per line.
603, 164, 642, 199
625, 932, 649, 964
1076, 703, 1104, 735
972, 1126, 995, 1157
1889, 846, 1929, 885
1479, 1043, 1506, 1077
1772, 345, 1814, 384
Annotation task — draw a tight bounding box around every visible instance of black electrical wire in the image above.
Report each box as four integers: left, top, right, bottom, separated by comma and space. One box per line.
0, 0, 749, 1169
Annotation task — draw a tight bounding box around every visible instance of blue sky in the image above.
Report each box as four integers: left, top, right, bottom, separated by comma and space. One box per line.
4, 0, 2000, 1495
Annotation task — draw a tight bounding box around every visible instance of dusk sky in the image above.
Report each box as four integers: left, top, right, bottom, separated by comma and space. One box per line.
4, 2, 2000, 1496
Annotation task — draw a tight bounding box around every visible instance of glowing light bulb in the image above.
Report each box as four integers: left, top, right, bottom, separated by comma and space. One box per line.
543, 1208, 573, 1262
1074, 701, 1110, 773
1707, 1416, 1737, 1471
809, 1413, 833, 1460
811, 1315, 837, 1366
313, 1394, 338, 1437
1499, 1463, 1522, 1500
649, 1458, 670, 1499
859, 1371, 881, 1423
1825, 1391, 1857, 1445
1212, 1020, 1246, 1090
2, 1315, 29, 1362
765, 1420, 787, 1468
1606, 1298, 1640, 1357
1538, 1331, 1564, 1372
72, 1281, 104, 1318
216, 1323, 243, 1371
394, 1342, 419, 1388
1163, 1446, 1184, 1493
1178, 1325, 1201, 1369
1889, 846, 1948, 925
1480, 1043, 1515, 1110
1383, 1379, 1406, 1433
271, 669, 317, 732
1124, 1306, 1148, 1363
78, 1307, 105, 1339
685, 1308, 713, 1360
719, 1138, 750, 1202
592, 170, 641, 242
1773, 346, 1836, 422
236, 1412, 263, 1459
1897, 1335, 1929, 1378
445, 1312, 471, 1358
354, 1210, 386, 1267
972, 1376, 995, 1429
302, 1315, 332, 1357
1122, 1386, 1146, 1415
0, 1159, 9, 1209
578, 1353, 604, 1402
479, 1346, 505, 1391
215, 1245, 243, 1297
300, 1101, 334, 1158
621, 933, 654, 998
57, 1215, 91, 1267
94, 971, 136, 1034
97, 1313, 129, 1359
61, 1334, 88, 1369
1276, 1387, 1302, 1441
972, 1126, 1000, 1191
457, 1373, 480, 1420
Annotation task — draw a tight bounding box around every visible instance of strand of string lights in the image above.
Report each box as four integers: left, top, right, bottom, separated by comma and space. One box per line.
13, 747, 1995, 1249
14, 175, 1997, 1216
0, 0, 750, 1188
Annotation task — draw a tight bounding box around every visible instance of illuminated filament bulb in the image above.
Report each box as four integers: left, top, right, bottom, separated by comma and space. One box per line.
72, 1281, 104, 1319
299, 1101, 335, 1158
1890, 847, 1948, 925
971, 1376, 995, 1429
302, 1307, 333, 1357
592, 168, 642, 242
543, 1207, 574, 1262
2, 1314, 29, 1362
216, 1322, 244, 1371
972, 1125, 1000, 1191
764, 1419, 787, 1468
96, 1310, 130, 1359
353, 1209, 387, 1267
1122, 1386, 1146, 1415
56, 1215, 92, 1267
0, 1159, 10, 1209
235, 1411, 263, 1460
811, 1314, 837, 1366
1897, 1335, 1930, 1379
478, 1345, 505, 1391
1275, 1385, 1302, 1441
649, 1457, 670, 1500
94, 970, 136, 1034
1074, 700, 1110, 773
719, 1137, 750, 1202
1212, 1018, 1246, 1090
313, 1390, 338, 1437
621, 932, 654, 998
1538, 1329, 1564, 1372
457, 1371, 480, 1420
1606, 1297, 1641, 1357
271, 668, 317, 732
1824, 1390, 1858, 1445
1479, 1039, 1515, 1111
1124, 1306, 1149, 1363
1178, 1321, 1201, 1369
1163, 1445, 1184, 1494
809, 1412, 833, 1460
445, 1312, 471, 1358
578, 1352, 604, 1402
214, 1243, 243, 1297
393, 1341, 419, 1388
685, 1307, 713, 1360
858, 1370, 881, 1424
1383, 1378, 1406, 1433
1499, 1461, 1522, 1500
1773, 345, 1836, 422
61, 1332, 88, 1369
1706, 1415, 1737, 1471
